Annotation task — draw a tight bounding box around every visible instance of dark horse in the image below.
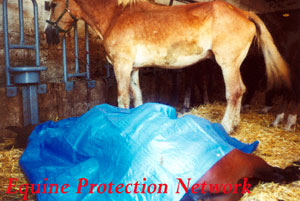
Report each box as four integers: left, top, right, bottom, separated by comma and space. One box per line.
44, 0, 290, 134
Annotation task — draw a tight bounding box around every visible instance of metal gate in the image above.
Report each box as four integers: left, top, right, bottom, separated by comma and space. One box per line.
3, 0, 47, 126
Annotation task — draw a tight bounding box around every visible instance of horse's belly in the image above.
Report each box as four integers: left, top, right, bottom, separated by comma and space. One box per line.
133, 42, 211, 68
167, 54, 208, 67
134, 54, 208, 68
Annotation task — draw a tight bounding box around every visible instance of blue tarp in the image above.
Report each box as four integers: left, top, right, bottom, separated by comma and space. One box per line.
20, 103, 258, 201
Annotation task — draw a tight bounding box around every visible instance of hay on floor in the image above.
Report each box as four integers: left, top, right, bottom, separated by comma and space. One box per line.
0, 148, 36, 201
189, 102, 300, 201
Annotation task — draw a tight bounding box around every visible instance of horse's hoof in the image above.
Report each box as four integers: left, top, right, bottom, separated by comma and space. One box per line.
283, 114, 297, 132
283, 124, 296, 132
221, 122, 233, 134
270, 122, 278, 128
271, 113, 285, 128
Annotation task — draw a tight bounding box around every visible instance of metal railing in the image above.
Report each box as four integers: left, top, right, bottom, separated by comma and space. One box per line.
61, 22, 95, 91
3, 0, 47, 126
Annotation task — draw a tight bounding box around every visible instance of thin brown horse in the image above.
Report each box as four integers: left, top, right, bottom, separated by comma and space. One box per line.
44, 0, 290, 133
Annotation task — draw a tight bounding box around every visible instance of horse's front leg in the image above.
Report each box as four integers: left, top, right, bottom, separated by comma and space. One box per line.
130, 69, 143, 107
113, 61, 133, 108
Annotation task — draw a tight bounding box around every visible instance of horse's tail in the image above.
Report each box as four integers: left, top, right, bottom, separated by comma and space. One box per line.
247, 12, 291, 89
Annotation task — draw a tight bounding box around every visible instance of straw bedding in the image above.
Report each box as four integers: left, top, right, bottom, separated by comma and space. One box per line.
189, 102, 300, 201
0, 102, 299, 201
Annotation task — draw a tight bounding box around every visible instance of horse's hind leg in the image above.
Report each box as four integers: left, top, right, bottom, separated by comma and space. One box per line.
214, 42, 251, 133
284, 99, 298, 131
234, 76, 246, 126
217, 64, 246, 133
271, 93, 289, 127
130, 69, 143, 107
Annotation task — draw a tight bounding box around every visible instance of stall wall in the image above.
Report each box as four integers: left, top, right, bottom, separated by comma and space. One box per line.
0, 0, 108, 131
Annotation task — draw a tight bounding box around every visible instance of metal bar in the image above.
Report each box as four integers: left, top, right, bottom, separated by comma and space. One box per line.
9, 66, 47, 72
85, 22, 91, 80
74, 22, 79, 73
9, 44, 35, 49
18, 0, 25, 45
3, 0, 11, 86
22, 86, 39, 126
32, 0, 40, 66
68, 73, 87, 78
62, 35, 68, 83
61, 21, 94, 89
